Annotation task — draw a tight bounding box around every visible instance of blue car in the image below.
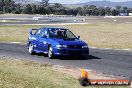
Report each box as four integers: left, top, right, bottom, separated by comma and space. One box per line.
27, 27, 89, 59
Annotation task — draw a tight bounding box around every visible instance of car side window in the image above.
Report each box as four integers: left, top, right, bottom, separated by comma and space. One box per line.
40, 29, 48, 37
35, 29, 41, 36
65, 30, 76, 39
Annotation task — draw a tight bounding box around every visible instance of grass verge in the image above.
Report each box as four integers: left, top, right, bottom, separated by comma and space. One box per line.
0, 23, 132, 49
0, 57, 80, 88
0, 57, 129, 88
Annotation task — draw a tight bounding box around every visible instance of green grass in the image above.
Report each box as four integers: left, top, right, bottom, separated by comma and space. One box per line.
0, 23, 132, 49
0, 58, 129, 88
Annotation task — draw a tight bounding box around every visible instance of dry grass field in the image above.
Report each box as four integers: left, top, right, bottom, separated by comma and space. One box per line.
0, 58, 79, 88
0, 57, 129, 88
0, 23, 132, 49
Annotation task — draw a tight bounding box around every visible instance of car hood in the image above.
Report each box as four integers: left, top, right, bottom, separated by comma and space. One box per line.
51, 38, 87, 46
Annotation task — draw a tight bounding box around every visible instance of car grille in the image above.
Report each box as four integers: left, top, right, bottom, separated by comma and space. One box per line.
68, 50, 82, 55
68, 45, 82, 49
61, 49, 67, 54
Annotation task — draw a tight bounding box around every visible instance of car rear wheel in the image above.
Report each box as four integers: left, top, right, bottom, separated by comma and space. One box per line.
28, 43, 35, 55
48, 46, 55, 59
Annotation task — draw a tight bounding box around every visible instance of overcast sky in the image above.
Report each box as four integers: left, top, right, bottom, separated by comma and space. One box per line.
41, 0, 132, 4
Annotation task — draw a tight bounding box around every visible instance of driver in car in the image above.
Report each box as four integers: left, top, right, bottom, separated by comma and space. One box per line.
57, 31, 64, 38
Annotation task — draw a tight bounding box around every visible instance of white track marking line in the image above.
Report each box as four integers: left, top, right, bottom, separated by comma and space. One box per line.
2, 23, 89, 26
90, 47, 132, 51
9, 42, 22, 44
54, 65, 64, 68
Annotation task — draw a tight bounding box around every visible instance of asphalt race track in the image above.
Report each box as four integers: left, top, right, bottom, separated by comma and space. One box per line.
0, 43, 132, 79
0, 15, 86, 25
1, 15, 132, 25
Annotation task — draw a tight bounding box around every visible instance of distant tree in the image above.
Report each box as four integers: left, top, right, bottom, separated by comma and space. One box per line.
89, 5, 97, 10
83, 5, 89, 10
105, 7, 111, 16
76, 7, 82, 11
77, 10, 82, 16
98, 7, 105, 16
0, 0, 16, 13
1, 0, 132, 16
0, 0, 4, 13
111, 9, 119, 16
81, 5, 97, 16
36, 6, 49, 14
3, 5, 9, 13
41, 0, 49, 7
14, 3, 22, 14
122, 7, 128, 13
53, 3, 63, 10
116, 6, 121, 10
3, 0, 11, 5
95, 9, 99, 16
22, 4, 32, 14
66, 9, 74, 15
52, 3, 67, 15
31, 4, 37, 14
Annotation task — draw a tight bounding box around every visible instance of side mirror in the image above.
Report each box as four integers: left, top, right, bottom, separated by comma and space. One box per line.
77, 36, 80, 39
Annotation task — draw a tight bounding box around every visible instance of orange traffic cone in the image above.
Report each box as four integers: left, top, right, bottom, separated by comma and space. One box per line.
81, 68, 89, 78
79, 68, 91, 86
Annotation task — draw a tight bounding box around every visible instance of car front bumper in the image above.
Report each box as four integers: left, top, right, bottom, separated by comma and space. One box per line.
53, 48, 89, 56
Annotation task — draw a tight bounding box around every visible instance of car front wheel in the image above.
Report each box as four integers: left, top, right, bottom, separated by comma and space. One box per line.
28, 43, 35, 55
48, 46, 55, 59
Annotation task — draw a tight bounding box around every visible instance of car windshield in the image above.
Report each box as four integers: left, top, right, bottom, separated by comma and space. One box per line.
49, 28, 77, 39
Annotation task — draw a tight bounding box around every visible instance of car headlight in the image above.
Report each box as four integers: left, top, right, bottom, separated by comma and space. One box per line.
82, 45, 88, 48
56, 45, 67, 48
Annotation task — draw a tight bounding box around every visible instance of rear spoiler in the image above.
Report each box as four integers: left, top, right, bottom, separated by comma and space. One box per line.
29, 29, 38, 35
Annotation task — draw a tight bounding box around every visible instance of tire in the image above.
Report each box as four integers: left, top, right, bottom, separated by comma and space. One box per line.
79, 77, 91, 86
48, 46, 55, 59
28, 43, 35, 55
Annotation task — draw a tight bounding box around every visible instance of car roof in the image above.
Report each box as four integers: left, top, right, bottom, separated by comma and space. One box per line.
41, 27, 68, 31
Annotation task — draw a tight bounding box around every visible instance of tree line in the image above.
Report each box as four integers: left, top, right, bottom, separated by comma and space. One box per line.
0, 0, 132, 16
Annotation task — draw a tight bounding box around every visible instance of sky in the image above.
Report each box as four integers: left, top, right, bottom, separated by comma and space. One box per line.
38, 0, 132, 4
